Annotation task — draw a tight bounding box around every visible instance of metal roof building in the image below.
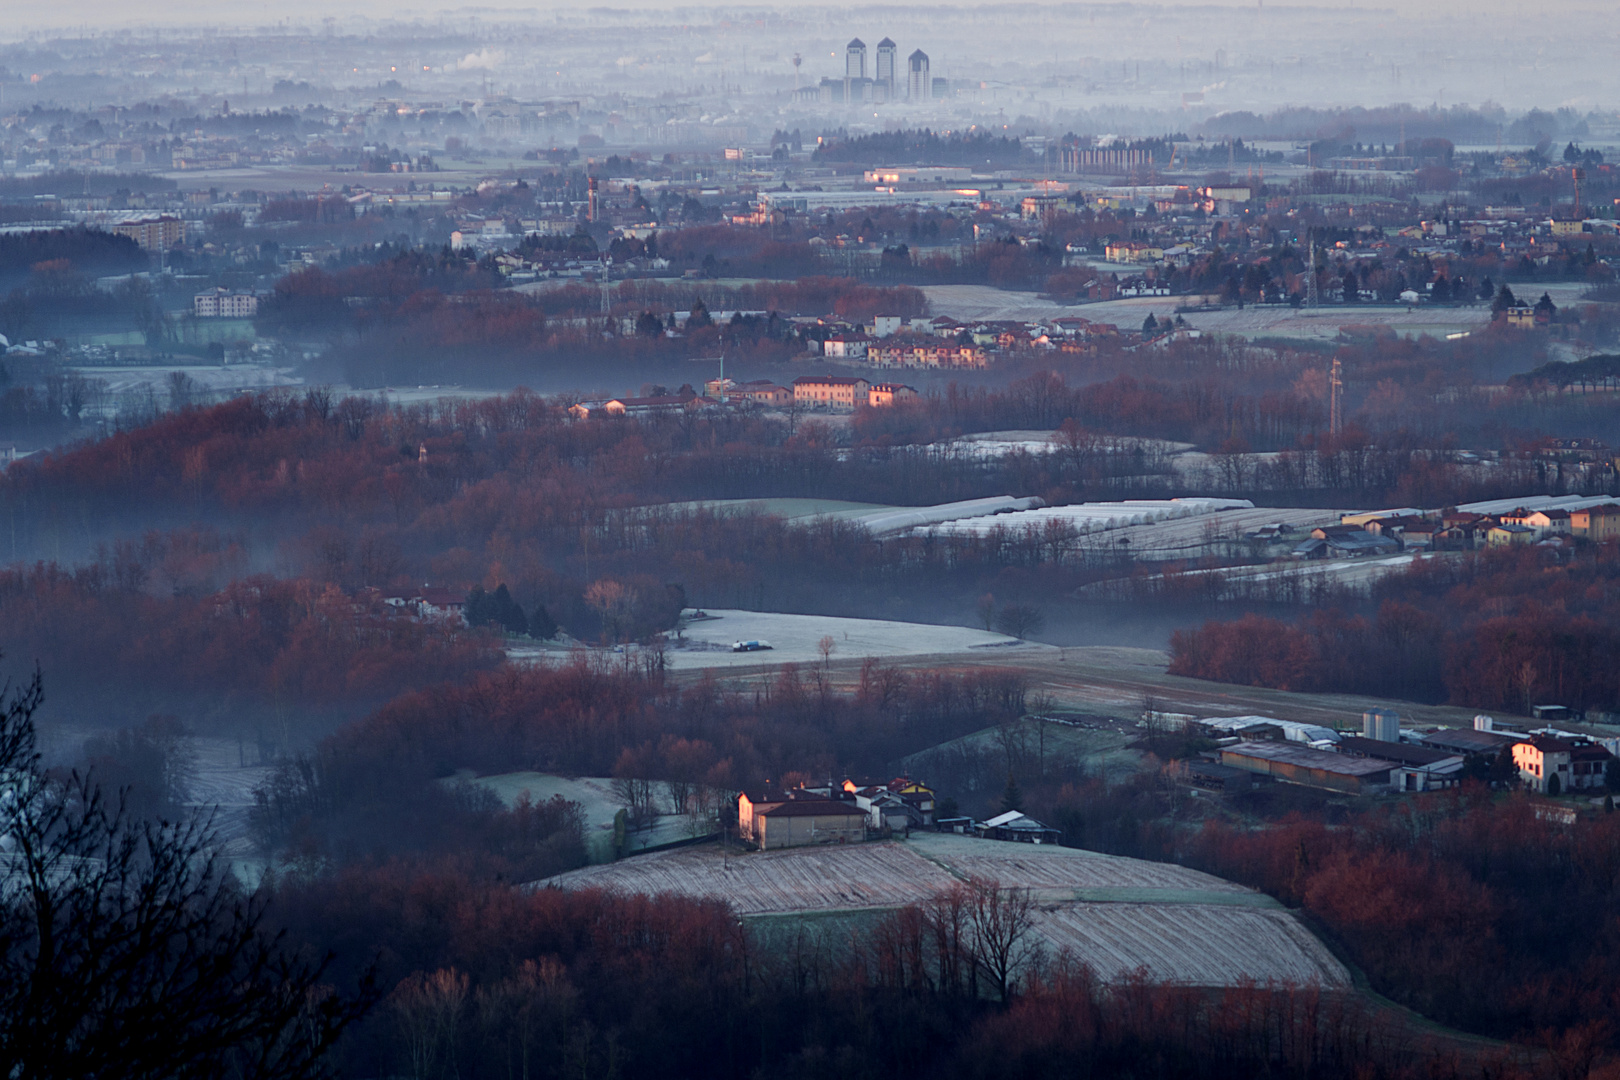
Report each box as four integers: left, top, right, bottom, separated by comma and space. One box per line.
1219, 741, 1393, 795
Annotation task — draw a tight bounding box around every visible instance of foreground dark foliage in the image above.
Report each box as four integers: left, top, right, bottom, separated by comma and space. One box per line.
0, 670, 372, 1078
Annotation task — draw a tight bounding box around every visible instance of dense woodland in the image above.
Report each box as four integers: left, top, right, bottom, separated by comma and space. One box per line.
1169, 543, 1620, 711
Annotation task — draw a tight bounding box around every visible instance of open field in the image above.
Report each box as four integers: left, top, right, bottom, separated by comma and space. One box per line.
544, 840, 958, 914
658, 609, 1052, 671
924, 498, 1252, 535
1094, 507, 1342, 556
907, 832, 1251, 899
659, 497, 895, 520
1034, 904, 1349, 987
183, 737, 276, 858
542, 835, 1348, 988
653, 495, 1041, 534
1086, 553, 1431, 598
75, 364, 303, 401
919, 284, 1496, 342
544, 833, 1264, 913
901, 718, 1148, 786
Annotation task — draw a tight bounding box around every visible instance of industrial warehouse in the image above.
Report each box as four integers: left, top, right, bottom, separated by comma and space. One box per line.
1163, 709, 1619, 797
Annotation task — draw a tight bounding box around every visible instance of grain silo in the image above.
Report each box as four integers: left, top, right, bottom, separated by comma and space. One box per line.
1362, 709, 1400, 742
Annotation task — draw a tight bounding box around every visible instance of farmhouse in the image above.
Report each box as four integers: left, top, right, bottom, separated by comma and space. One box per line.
752, 801, 867, 850
737, 787, 870, 849
840, 776, 937, 827
1512, 735, 1614, 794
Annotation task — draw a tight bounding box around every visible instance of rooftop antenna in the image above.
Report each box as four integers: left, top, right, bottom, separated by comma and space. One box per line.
1329, 357, 1343, 436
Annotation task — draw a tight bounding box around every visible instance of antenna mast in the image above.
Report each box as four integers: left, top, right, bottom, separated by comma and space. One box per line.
1304, 228, 1319, 308
1329, 357, 1343, 436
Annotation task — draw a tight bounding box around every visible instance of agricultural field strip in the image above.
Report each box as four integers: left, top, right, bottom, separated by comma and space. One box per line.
543, 843, 962, 914
548, 840, 1262, 913
932, 850, 1251, 893
1034, 904, 1351, 988
918, 505, 1336, 549
918, 499, 1248, 538
1112, 508, 1341, 553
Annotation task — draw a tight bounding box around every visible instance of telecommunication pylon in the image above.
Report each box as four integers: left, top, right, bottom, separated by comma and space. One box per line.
1329, 357, 1343, 436
1304, 229, 1319, 308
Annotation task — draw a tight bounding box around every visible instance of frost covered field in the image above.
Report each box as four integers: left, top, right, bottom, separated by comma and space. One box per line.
919, 501, 1341, 559
1034, 905, 1347, 987
920, 498, 1252, 539
661, 609, 1052, 670
545, 842, 959, 914
542, 834, 1350, 988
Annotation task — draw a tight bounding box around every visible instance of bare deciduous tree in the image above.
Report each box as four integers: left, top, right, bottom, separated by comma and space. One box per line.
995, 603, 1045, 641
976, 592, 998, 632
0, 667, 373, 1077
964, 877, 1042, 1003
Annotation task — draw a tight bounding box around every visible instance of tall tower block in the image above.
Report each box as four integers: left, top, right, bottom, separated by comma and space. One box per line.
907, 49, 930, 101
875, 38, 897, 98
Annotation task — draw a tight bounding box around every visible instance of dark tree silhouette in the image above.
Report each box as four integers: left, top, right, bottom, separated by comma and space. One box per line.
0, 666, 373, 1077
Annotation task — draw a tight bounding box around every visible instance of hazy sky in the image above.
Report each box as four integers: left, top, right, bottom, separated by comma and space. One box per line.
6, 0, 1615, 31
5, 0, 1618, 116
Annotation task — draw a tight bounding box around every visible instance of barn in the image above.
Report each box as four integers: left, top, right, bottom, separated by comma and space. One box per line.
752, 800, 868, 850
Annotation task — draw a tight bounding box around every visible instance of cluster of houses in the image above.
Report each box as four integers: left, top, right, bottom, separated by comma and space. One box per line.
806, 312, 1125, 369
1064, 196, 1616, 314
1274, 498, 1620, 559
568, 375, 918, 418
735, 776, 1059, 850
1165, 708, 1618, 799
